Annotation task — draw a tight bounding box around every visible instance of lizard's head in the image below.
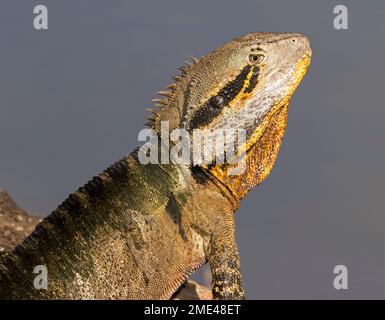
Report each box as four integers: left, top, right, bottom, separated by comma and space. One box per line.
148, 32, 311, 202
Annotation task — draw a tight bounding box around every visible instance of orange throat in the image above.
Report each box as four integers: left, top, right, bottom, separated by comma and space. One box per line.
208, 102, 289, 202
207, 54, 311, 202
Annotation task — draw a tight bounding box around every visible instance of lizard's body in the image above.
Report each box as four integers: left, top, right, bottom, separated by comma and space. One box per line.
0, 32, 311, 299
1, 153, 236, 299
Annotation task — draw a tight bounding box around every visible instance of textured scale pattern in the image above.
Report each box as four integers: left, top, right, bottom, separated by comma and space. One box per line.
0, 32, 311, 300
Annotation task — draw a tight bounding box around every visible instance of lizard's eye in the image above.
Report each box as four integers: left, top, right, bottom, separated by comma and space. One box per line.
248, 53, 265, 65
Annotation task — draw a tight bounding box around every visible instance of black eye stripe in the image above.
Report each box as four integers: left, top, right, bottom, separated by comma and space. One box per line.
209, 95, 225, 108
188, 103, 223, 129
189, 65, 253, 129
217, 65, 251, 104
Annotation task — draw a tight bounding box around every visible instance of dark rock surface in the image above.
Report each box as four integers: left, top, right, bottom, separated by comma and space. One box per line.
0, 189, 42, 256
171, 280, 212, 300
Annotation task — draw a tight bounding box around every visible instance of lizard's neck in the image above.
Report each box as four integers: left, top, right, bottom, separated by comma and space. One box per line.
207, 102, 289, 202
154, 101, 289, 207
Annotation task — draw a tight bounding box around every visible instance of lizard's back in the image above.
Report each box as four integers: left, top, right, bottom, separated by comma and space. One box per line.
0, 152, 217, 299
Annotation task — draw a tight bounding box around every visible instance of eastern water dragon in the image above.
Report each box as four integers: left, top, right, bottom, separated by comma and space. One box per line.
0, 32, 311, 299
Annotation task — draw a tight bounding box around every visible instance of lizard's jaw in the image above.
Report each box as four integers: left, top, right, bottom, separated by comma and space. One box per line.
207, 53, 311, 202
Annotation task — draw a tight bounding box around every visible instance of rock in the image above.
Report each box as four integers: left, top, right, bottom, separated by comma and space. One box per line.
0, 189, 42, 255
171, 280, 213, 300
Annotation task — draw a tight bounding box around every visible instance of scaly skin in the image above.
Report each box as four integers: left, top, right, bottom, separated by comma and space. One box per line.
0, 32, 311, 299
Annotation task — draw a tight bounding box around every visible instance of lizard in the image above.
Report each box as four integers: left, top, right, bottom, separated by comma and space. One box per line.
0, 32, 311, 300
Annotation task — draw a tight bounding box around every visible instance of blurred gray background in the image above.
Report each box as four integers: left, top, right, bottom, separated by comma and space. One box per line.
1, 0, 385, 299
